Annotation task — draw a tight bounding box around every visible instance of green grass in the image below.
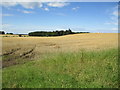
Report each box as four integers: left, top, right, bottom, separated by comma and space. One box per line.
2, 48, 118, 88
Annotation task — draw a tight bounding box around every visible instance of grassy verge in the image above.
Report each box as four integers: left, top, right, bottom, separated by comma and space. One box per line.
2, 48, 118, 88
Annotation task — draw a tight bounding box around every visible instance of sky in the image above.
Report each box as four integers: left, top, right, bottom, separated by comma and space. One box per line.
0, 2, 119, 34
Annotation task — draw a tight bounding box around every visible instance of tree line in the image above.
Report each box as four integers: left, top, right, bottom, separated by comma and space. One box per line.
0, 29, 90, 37
0, 31, 14, 35
28, 29, 75, 36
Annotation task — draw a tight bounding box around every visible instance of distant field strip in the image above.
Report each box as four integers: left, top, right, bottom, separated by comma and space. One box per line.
3, 33, 118, 52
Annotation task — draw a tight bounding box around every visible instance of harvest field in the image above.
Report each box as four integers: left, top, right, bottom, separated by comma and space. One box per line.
2, 33, 119, 88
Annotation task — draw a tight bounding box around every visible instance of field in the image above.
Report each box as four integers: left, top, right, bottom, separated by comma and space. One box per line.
1, 33, 119, 88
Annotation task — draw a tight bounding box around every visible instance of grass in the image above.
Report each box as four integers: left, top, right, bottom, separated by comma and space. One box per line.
2, 48, 118, 88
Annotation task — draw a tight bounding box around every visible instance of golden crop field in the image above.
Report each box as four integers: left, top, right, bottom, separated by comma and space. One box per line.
2, 33, 118, 52
2, 33, 118, 67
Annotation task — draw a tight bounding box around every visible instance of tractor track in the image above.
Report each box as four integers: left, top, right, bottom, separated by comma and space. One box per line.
2, 45, 36, 68
1, 48, 21, 56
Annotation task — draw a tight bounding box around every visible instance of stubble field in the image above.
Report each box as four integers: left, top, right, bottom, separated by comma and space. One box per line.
1, 33, 119, 88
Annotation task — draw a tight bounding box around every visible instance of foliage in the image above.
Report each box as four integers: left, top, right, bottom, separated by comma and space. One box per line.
0, 31, 5, 34
28, 29, 75, 36
19, 34, 22, 37
6, 33, 13, 35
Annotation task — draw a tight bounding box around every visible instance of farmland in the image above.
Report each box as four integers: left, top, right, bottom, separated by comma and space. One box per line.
1, 33, 119, 88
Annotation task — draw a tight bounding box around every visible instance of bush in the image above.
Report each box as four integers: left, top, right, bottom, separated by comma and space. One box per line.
19, 34, 22, 37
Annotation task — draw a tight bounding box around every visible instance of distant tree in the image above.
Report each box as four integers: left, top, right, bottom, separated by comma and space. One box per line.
19, 34, 22, 37
6, 33, 13, 35
68, 28, 72, 34
28, 29, 87, 37
0, 31, 5, 34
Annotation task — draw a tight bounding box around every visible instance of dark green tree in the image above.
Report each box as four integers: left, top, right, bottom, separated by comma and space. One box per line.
0, 31, 5, 34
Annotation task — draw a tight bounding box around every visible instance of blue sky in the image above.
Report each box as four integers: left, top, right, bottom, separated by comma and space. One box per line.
1, 2, 118, 34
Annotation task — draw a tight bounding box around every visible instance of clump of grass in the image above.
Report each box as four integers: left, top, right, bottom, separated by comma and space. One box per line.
2, 48, 118, 88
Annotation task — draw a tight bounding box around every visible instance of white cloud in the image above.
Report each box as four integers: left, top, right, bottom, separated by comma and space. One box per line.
111, 28, 118, 31
1, 0, 66, 2
43, 8, 49, 11
1, 2, 69, 13
1, 2, 69, 9
1, 24, 12, 29
1, 2, 43, 9
72, 6, 80, 11
104, 21, 118, 25
105, 5, 118, 26
104, 22, 111, 25
1, 0, 119, 2
18, 2, 43, 9
22, 10, 34, 14
111, 5, 118, 21
56, 13, 66, 16
47, 2, 69, 7
1, 2, 17, 7
0, 14, 13, 16
112, 10, 118, 16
